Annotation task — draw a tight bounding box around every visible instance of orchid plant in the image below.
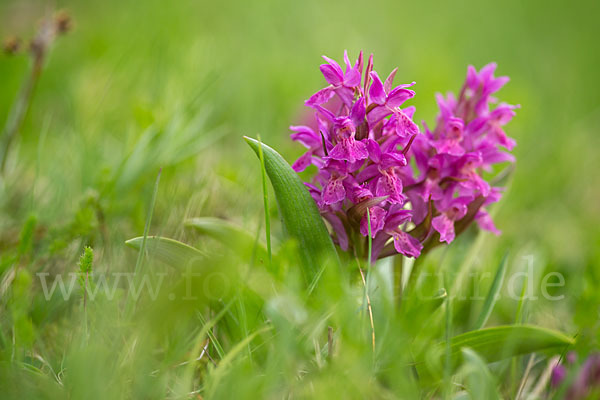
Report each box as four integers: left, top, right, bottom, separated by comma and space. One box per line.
290, 51, 518, 262
120, 51, 576, 399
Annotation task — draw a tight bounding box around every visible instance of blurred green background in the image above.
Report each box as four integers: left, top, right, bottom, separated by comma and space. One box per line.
1, 0, 599, 398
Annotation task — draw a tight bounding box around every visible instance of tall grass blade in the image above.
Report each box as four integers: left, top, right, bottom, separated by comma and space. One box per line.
133, 168, 162, 276
473, 252, 509, 330
244, 137, 339, 283
205, 325, 272, 397
125, 236, 204, 268
443, 276, 453, 399
257, 135, 272, 266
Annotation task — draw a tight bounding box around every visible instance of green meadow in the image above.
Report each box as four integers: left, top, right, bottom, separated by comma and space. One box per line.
1, 0, 599, 398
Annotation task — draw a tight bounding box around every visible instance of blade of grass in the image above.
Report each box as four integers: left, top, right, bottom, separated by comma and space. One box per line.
177, 300, 234, 396
356, 208, 375, 354
197, 312, 226, 360
237, 295, 253, 362
511, 274, 530, 394
366, 207, 372, 265
306, 264, 327, 296
516, 354, 535, 400
257, 135, 272, 267
443, 275, 453, 400
473, 252, 509, 330
205, 325, 272, 397
358, 263, 375, 354
126, 168, 161, 314
133, 168, 162, 276
515, 275, 529, 325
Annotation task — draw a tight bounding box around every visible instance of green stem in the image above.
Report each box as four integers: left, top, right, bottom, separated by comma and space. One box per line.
257, 135, 272, 267
0, 51, 45, 173
393, 256, 404, 307
127, 168, 161, 315
366, 208, 372, 265
84, 271, 88, 343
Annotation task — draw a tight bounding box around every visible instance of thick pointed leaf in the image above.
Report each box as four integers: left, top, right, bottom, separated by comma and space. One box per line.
244, 137, 339, 281
185, 217, 269, 264
420, 325, 574, 381
125, 236, 204, 268
448, 325, 574, 361
434, 324, 572, 367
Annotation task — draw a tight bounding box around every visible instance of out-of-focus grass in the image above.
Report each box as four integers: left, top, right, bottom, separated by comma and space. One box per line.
0, 0, 599, 398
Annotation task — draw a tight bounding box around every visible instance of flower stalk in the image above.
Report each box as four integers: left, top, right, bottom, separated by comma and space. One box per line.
0, 11, 71, 173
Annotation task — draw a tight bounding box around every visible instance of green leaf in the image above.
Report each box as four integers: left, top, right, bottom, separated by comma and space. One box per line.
473, 252, 509, 330
448, 325, 573, 364
125, 236, 204, 268
244, 137, 339, 282
420, 325, 574, 381
185, 217, 269, 265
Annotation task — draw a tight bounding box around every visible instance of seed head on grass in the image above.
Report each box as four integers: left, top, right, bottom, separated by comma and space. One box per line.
0, 10, 73, 173
79, 246, 94, 275
3, 36, 21, 55
55, 10, 73, 35
78, 246, 94, 310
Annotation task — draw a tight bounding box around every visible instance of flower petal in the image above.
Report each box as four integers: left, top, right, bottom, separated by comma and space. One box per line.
329, 138, 368, 163
369, 71, 387, 105
475, 210, 500, 235
365, 139, 381, 163
386, 87, 415, 108
366, 105, 392, 126
384, 68, 398, 93
323, 212, 349, 250
392, 231, 422, 258
343, 50, 352, 72
349, 97, 366, 127
375, 171, 405, 204
360, 206, 387, 238
343, 68, 362, 87
292, 151, 314, 172
322, 177, 346, 205
290, 125, 320, 148
320, 63, 343, 86
432, 214, 455, 243
305, 87, 335, 106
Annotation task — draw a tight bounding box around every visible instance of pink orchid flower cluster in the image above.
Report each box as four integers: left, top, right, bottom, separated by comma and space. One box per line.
290, 51, 517, 261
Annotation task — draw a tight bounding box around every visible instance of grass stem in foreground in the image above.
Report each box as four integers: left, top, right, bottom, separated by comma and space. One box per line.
127, 168, 161, 315
257, 135, 272, 267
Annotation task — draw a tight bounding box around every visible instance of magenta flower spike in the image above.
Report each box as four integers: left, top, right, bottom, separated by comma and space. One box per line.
290, 52, 517, 261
